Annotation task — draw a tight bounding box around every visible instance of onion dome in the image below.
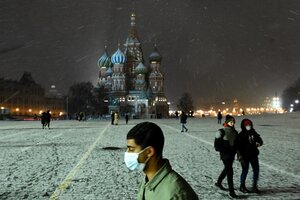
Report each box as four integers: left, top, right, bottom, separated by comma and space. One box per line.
105, 67, 113, 77
98, 51, 112, 68
111, 48, 126, 64
149, 46, 162, 63
134, 62, 148, 74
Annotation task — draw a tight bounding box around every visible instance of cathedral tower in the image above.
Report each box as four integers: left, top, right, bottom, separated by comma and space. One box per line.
124, 12, 144, 90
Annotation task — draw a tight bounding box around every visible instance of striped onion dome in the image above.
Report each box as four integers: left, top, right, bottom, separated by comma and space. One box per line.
134, 62, 148, 74
111, 48, 126, 64
97, 51, 112, 68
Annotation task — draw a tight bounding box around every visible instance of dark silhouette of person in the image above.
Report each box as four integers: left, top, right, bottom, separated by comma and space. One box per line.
180, 111, 188, 132
175, 111, 179, 119
79, 112, 84, 121
217, 111, 223, 124
41, 112, 46, 129
45, 110, 52, 129
111, 112, 115, 125
125, 113, 129, 124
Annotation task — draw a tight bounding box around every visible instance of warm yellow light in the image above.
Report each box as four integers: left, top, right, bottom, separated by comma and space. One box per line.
28, 109, 32, 112
16, 108, 19, 112
39, 110, 43, 114
0, 107, 4, 109
59, 112, 63, 116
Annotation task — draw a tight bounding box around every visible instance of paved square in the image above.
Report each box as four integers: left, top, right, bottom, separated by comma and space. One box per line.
0, 113, 299, 199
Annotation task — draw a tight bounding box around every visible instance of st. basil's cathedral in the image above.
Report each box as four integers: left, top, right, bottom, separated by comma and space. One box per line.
96, 12, 169, 118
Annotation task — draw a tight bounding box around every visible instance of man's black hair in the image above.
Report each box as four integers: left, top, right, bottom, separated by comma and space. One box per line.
127, 122, 164, 157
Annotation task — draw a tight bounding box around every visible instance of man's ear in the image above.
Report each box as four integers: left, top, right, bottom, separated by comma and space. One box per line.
147, 146, 155, 157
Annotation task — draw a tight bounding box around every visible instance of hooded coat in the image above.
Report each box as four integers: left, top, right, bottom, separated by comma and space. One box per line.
237, 119, 263, 159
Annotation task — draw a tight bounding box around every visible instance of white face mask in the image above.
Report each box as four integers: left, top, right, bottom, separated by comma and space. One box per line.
245, 125, 251, 131
124, 149, 149, 171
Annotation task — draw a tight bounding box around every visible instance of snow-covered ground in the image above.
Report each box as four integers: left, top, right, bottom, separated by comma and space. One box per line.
0, 113, 299, 200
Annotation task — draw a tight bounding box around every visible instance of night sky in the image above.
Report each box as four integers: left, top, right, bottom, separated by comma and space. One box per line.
1, 0, 300, 108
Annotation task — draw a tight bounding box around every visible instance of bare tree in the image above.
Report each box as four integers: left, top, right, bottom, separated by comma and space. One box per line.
177, 92, 194, 115
282, 77, 300, 111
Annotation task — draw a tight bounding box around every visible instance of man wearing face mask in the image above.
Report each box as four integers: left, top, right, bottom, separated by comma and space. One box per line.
236, 119, 263, 194
124, 122, 199, 200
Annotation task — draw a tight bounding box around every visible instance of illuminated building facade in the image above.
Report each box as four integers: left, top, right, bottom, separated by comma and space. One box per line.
96, 12, 169, 118
0, 72, 65, 118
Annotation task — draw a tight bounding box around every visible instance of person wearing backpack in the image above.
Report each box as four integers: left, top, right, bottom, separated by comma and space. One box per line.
236, 119, 263, 193
214, 115, 238, 198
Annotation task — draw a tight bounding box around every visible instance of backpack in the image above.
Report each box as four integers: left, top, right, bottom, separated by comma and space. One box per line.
214, 129, 225, 151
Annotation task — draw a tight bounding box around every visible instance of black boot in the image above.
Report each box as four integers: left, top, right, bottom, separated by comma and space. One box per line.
239, 184, 250, 193
215, 182, 226, 190
229, 190, 238, 198
252, 184, 260, 193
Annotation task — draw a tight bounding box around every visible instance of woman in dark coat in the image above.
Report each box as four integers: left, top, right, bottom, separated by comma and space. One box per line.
237, 119, 263, 193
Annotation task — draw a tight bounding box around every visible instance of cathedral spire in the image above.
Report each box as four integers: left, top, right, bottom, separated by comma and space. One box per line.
129, 11, 139, 40
131, 1, 136, 27
104, 40, 108, 50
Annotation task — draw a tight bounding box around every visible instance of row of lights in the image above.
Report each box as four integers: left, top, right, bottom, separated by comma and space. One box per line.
193, 106, 285, 117
0, 107, 64, 116
155, 97, 167, 102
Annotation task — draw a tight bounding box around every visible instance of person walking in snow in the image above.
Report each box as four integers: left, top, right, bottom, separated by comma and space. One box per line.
236, 119, 263, 193
215, 115, 238, 198
180, 111, 188, 132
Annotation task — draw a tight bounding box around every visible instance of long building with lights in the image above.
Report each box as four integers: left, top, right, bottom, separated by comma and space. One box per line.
96, 12, 169, 118
0, 72, 65, 119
